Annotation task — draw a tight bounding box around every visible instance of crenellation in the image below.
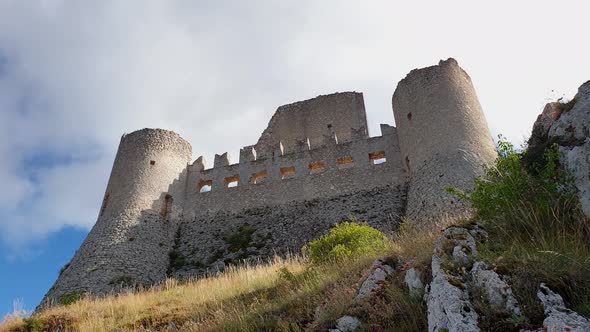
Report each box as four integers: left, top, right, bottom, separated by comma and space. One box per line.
379, 123, 395, 136
213, 152, 231, 168
239, 145, 257, 163
42, 58, 496, 307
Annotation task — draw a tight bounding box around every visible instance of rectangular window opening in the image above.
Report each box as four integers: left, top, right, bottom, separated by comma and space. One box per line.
280, 166, 296, 179
251, 170, 268, 184
337, 156, 354, 169
369, 151, 387, 165
150, 160, 156, 165
224, 175, 240, 188
308, 161, 327, 174
198, 180, 212, 193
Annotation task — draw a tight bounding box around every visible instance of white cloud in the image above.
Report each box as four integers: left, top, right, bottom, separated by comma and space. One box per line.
0, 0, 588, 250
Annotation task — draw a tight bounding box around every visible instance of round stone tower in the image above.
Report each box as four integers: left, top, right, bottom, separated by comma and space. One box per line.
42, 129, 191, 305
392, 58, 497, 223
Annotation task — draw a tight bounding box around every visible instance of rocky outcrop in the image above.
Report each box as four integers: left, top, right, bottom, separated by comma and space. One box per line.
404, 268, 424, 297
355, 259, 395, 300
530, 81, 590, 216
538, 283, 590, 332
329, 316, 361, 332
328, 259, 396, 331
424, 224, 590, 331
428, 227, 480, 331
470, 261, 521, 316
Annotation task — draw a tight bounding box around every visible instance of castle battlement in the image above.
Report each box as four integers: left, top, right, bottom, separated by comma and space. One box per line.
182, 123, 404, 216
42, 58, 497, 306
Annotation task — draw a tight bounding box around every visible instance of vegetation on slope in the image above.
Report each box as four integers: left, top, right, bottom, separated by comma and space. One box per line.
450, 135, 590, 329
0, 222, 431, 332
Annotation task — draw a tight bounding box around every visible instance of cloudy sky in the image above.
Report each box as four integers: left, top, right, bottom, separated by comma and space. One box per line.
0, 0, 588, 314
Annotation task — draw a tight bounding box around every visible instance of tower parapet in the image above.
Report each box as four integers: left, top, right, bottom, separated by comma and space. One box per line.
392, 58, 497, 222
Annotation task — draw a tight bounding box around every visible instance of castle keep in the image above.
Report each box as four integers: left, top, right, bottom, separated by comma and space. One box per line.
43, 58, 497, 304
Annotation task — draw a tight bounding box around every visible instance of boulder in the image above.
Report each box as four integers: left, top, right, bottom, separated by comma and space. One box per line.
470, 261, 521, 315
355, 259, 394, 300
538, 283, 590, 332
428, 227, 480, 331
335, 315, 361, 332
427, 273, 479, 332
404, 268, 424, 297
545, 81, 590, 216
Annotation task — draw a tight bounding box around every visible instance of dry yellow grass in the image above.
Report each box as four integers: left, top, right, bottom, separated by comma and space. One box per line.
0, 254, 385, 332
390, 217, 453, 270
1, 256, 309, 331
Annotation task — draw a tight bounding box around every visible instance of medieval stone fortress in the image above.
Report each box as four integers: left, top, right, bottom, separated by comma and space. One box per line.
43, 58, 499, 304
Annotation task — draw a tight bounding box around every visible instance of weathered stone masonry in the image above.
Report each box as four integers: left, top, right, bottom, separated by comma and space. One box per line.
42, 58, 497, 305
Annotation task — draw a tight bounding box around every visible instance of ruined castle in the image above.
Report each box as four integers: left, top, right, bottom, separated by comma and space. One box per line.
43, 58, 498, 304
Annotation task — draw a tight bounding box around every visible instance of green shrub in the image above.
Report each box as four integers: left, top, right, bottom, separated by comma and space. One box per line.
22, 317, 45, 332
168, 250, 187, 270
449, 135, 575, 224
303, 221, 388, 263
59, 291, 83, 306
224, 225, 256, 252
109, 276, 136, 288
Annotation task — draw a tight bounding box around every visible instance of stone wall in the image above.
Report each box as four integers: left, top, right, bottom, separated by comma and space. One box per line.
171, 183, 407, 279
254, 92, 369, 157
184, 124, 405, 217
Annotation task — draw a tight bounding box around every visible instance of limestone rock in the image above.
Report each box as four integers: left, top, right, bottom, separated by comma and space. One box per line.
470, 261, 521, 315
452, 245, 470, 264
548, 81, 590, 145
559, 143, 590, 215
428, 227, 480, 331
546, 80, 590, 217
355, 260, 394, 300
335, 315, 361, 332
443, 227, 478, 256
538, 283, 590, 332
427, 273, 479, 332
529, 102, 562, 148
404, 268, 424, 296
467, 224, 488, 242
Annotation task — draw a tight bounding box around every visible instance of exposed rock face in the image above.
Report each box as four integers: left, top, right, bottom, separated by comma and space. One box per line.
404, 268, 424, 297
328, 259, 395, 331
428, 227, 480, 331
425, 224, 590, 331
470, 261, 521, 316
530, 80, 590, 217
333, 315, 361, 332
538, 283, 590, 332
355, 259, 395, 300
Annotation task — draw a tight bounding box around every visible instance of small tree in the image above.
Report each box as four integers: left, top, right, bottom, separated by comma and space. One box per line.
303, 221, 388, 263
